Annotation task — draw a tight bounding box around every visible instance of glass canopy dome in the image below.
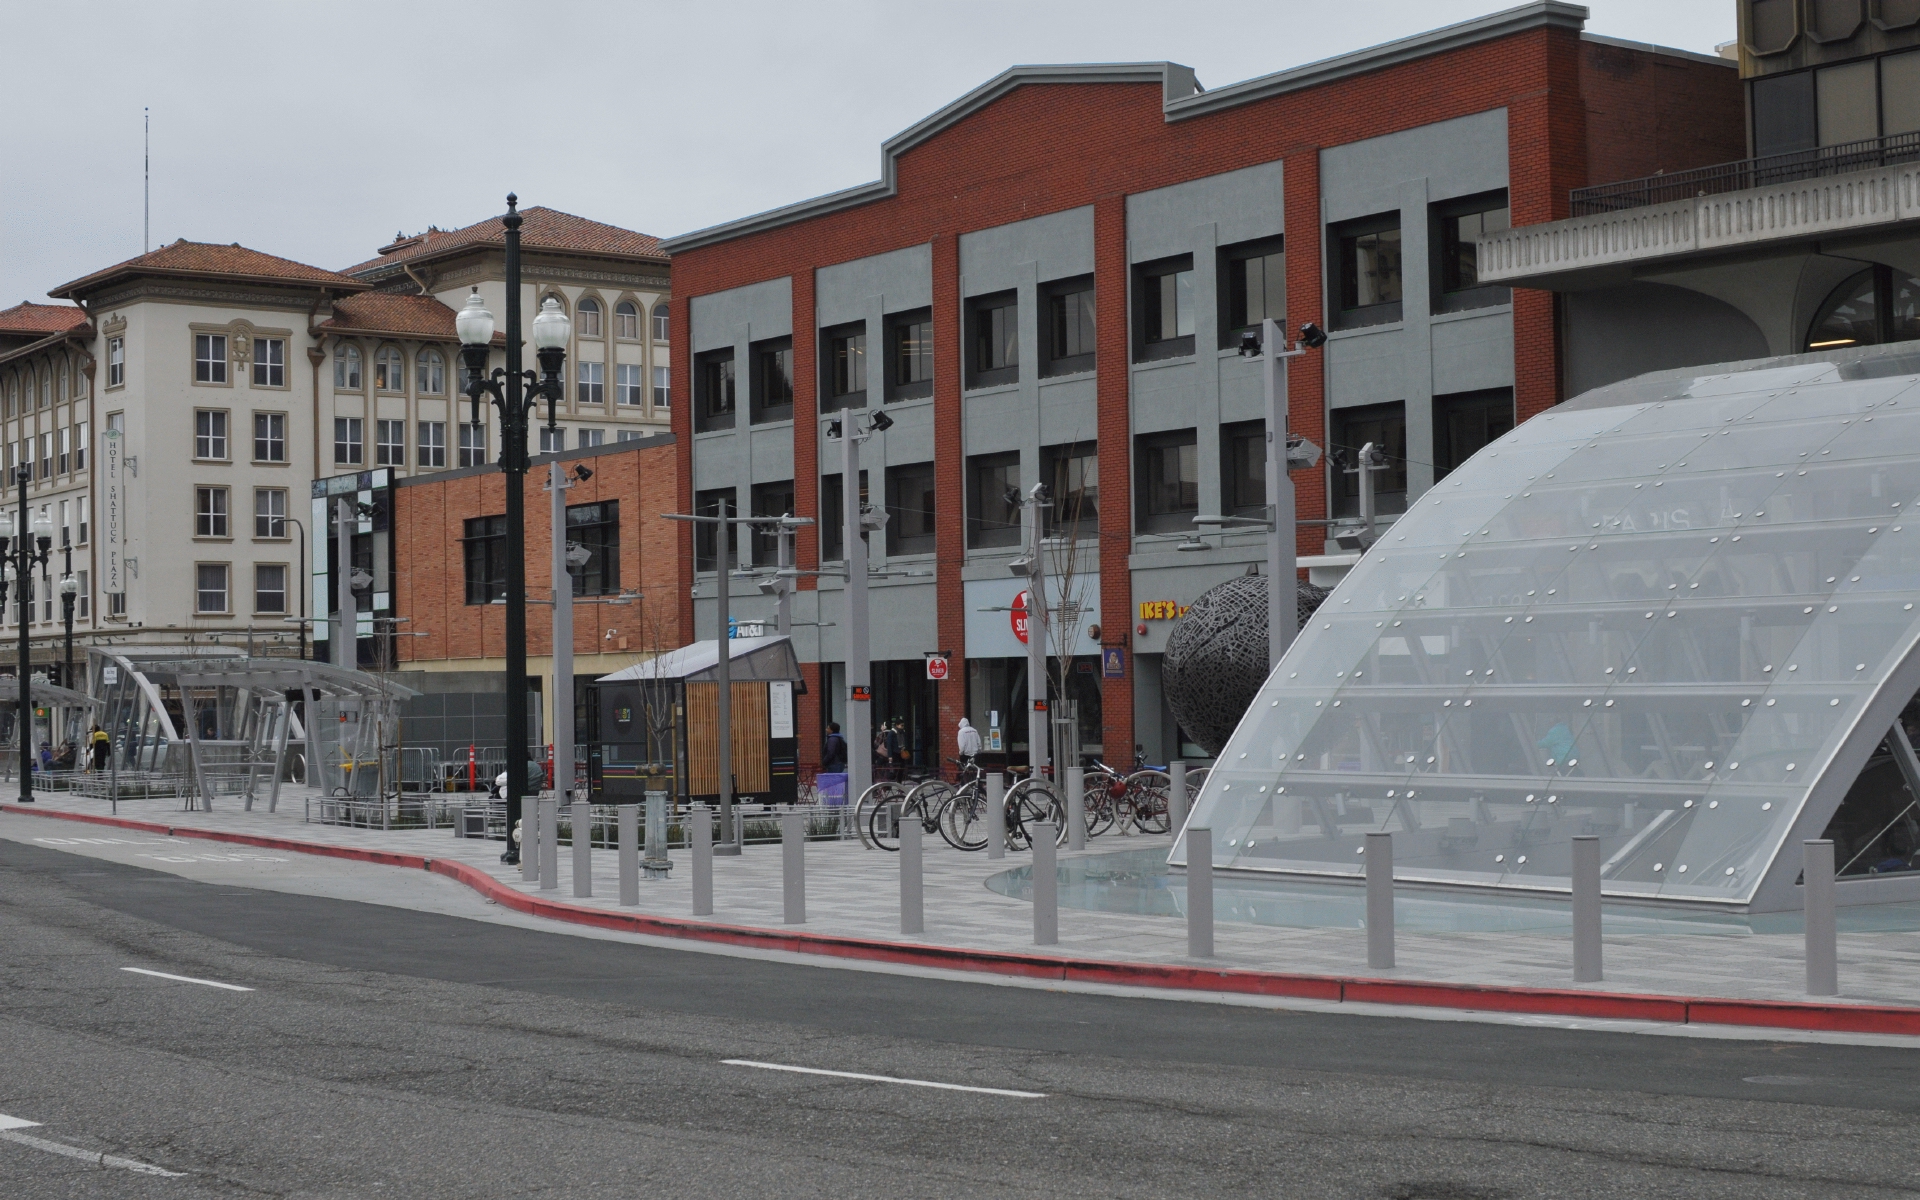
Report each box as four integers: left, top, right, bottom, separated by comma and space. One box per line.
1175, 343, 1920, 912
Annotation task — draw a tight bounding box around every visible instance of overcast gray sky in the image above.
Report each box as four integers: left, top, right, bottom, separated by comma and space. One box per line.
0, 0, 1732, 306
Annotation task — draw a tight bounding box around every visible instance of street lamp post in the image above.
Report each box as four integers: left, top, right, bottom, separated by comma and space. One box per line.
549, 458, 592, 817
0, 474, 54, 802
58, 541, 77, 689
1010, 485, 1052, 780
455, 195, 570, 865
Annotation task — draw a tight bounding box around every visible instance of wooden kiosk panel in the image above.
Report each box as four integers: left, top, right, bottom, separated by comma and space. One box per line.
687, 681, 770, 795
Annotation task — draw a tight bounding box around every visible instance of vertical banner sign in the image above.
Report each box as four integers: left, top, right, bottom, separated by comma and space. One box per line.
102, 427, 123, 595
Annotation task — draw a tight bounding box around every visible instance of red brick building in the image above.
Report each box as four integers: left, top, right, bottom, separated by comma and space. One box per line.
660, 3, 1743, 775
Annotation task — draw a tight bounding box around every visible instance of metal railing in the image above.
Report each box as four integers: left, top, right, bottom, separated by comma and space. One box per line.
1570, 131, 1920, 215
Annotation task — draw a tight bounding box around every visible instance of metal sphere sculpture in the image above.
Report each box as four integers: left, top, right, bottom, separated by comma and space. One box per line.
1162, 574, 1331, 758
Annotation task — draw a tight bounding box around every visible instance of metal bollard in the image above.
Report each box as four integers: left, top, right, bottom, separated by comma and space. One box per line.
571, 798, 592, 899
1805, 838, 1838, 997
1187, 826, 1213, 958
643, 790, 672, 879
1032, 821, 1057, 946
618, 804, 639, 906
691, 803, 713, 916
1168, 761, 1188, 838
1571, 834, 1601, 983
1366, 831, 1394, 969
900, 814, 924, 935
782, 811, 806, 924
1066, 767, 1085, 852
539, 795, 559, 892
986, 773, 1006, 861
520, 795, 539, 884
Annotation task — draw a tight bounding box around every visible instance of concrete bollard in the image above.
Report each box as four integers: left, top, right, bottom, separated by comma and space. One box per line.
1168, 761, 1187, 837
691, 803, 713, 917
521, 797, 539, 884
986, 773, 1006, 861
618, 804, 639, 906
571, 798, 592, 899
1571, 834, 1601, 983
900, 814, 924, 935
1366, 831, 1394, 969
782, 810, 806, 924
1805, 838, 1838, 997
1187, 826, 1213, 958
1066, 767, 1085, 852
1032, 821, 1057, 946
539, 795, 560, 892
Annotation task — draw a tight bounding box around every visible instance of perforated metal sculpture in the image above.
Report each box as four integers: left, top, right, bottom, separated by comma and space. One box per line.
1162, 574, 1331, 757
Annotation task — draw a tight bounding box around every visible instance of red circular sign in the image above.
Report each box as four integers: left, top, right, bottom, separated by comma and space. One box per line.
1011, 590, 1030, 645
926, 655, 950, 680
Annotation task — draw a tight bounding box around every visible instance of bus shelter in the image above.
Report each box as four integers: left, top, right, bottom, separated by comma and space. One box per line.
0, 676, 98, 779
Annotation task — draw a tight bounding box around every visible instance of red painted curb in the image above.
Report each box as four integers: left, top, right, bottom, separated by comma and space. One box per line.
8, 801, 1919, 1036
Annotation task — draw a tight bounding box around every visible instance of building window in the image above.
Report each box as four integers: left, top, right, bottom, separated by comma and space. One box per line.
74, 421, 88, 471
1135, 256, 1195, 362
750, 480, 795, 567
252, 337, 285, 387
1434, 191, 1511, 311
617, 429, 644, 443
540, 426, 565, 454
1330, 401, 1408, 517
565, 500, 619, 595
1806, 266, 1920, 349
376, 419, 405, 466
76, 570, 88, 619
615, 301, 639, 340
107, 337, 124, 387
37, 432, 50, 479
1433, 389, 1514, 482
195, 410, 228, 460
109, 591, 125, 618
1220, 238, 1285, 347
653, 365, 671, 408
195, 486, 229, 538
418, 421, 446, 467
751, 336, 794, 423
693, 487, 738, 572
576, 360, 605, 406
579, 428, 604, 448
57, 427, 69, 475
462, 515, 508, 605
1222, 419, 1266, 518
459, 422, 486, 467
194, 334, 227, 383
77, 496, 89, 544
1331, 213, 1403, 328
1135, 431, 1198, 533
195, 563, 230, 614
1043, 279, 1096, 376
652, 303, 670, 342
821, 322, 867, 412
59, 499, 70, 546
255, 487, 287, 538
417, 349, 445, 395
886, 309, 934, 399
253, 412, 285, 462
373, 346, 404, 392
577, 297, 602, 338
1043, 441, 1098, 540
967, 451, 1022, 548
334, 417, 363, 465
254, 564, 287, 614
616, 363, 643, 406
695, 348, 736, 432
818, 472, 868, 563
967, 293, 1018, 388
334, 343, 363, 390
885, 462, 937, 555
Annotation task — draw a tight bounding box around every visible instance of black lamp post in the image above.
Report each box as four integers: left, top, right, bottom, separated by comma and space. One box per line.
0, 470, 54, 803
58, 541, 77, 690
455, 194, 571, 864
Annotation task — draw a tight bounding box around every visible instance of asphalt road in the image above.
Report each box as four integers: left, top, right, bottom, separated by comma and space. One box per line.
2, 839, 1919, 1199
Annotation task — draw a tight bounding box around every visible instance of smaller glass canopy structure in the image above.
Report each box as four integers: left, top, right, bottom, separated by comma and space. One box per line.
1177, 342, 1920, 912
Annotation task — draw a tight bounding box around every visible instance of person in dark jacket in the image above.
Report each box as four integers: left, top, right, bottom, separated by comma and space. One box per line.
821, 722, 848, 771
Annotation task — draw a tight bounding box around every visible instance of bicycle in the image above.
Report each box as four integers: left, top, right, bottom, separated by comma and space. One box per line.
1005, 774, 1068, 849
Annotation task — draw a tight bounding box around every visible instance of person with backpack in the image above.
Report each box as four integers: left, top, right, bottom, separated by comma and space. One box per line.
821, 722, 848, 771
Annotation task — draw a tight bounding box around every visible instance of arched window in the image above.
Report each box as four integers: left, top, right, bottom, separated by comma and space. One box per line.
1807, 266, 1920, 350
577, 297, 601, 338
652, 302, 670, 342
59, 366, 69, 402
418, 348, 446, 395
39, 370, 50, 408
334, 343, 362, 390
375, 345, 405, 391
615, 301, 639, 340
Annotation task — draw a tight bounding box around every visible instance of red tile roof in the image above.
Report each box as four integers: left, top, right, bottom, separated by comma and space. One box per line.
51, 240, 366, 298
0, 302, 88, 337
321, 292, 458, 339
343, 207, 666, 276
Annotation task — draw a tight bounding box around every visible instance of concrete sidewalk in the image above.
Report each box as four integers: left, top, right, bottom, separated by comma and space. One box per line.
7, 786, 1920, 1030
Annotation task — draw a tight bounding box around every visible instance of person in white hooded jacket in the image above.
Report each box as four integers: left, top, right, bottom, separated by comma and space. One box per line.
956, 716, 982, 760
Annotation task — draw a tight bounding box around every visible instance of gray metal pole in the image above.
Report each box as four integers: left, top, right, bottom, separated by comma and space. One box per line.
618, 803, 638, 906
1366, 831, 1394, 969
1262, 317, 1296, 671
1065, 766, 1085, 852
335, 497, 356, 670
551, 460, 575, 833
539, 794, 558, 892
782, 810, 805, 924
691, 803, 713, 916
1187, 826, 1213, 958
1805, 838, 1838, 996
1168, 760, 1188, 836
1358, 442, 1379, 546
1024, 487, 1050, 781
775, 520, 794, 636
842, 428, 872, 806
900, 814, 923, 935
1032, 821, 1057, 946
1572, 834, 1602, 983
521, 796, 539, 885
986, 771, 1005, 861
714, 510, 737, 855
571, 797, 591, 898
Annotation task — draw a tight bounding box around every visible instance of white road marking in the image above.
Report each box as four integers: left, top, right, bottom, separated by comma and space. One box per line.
0, 1113, 186, 1177
722, 1059, 1045, 1097
120, 967, 253, 992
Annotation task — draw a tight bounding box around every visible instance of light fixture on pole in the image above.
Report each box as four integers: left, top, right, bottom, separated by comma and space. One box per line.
1233, 319, 1327, 671
0, 488, 53, 802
